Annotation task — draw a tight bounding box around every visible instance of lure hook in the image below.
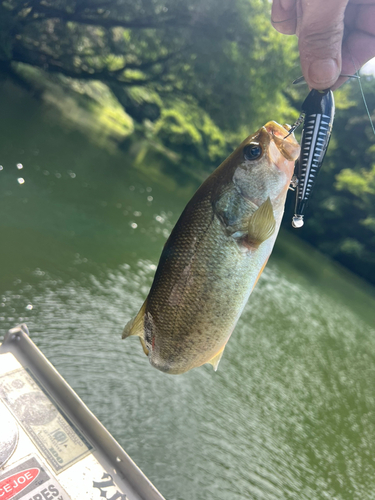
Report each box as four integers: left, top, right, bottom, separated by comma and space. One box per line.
292, 74, 360, 85
284, 112, 305, 139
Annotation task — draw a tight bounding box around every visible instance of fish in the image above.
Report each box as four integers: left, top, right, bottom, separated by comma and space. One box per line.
122, 121, 300, 374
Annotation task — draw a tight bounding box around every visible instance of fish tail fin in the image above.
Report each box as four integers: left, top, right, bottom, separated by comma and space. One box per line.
247, 197, 276, 247
122, 300, 147, 339
206, 346, 225, 372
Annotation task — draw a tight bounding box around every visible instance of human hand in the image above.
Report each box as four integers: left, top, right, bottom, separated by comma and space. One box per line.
271, 0, 375, 90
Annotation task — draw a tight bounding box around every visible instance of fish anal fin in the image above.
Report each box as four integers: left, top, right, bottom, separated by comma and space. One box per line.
206, 346, 225, 372
252, 257, 270, 291
247, 197, 276, 248
122, 300, 147, 339
139, 337, 149, 356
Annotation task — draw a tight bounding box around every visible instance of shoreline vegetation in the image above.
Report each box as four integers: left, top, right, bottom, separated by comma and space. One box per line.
1, 0, 374, 286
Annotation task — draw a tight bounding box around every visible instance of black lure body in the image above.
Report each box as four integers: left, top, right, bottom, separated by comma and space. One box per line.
292, 89, 335, 228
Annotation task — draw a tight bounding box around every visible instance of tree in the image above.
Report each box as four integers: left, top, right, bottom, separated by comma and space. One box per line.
0, 0, 297, 130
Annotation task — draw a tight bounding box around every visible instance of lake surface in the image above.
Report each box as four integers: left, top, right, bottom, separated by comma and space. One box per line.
1, 81, 375, 500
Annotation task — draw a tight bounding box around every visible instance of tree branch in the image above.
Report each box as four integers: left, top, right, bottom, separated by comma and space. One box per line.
25, 5, 183, 30
12, 46, 175, 87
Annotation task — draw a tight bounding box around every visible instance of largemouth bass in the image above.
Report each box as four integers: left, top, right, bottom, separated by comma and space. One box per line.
123, 121, 300, 374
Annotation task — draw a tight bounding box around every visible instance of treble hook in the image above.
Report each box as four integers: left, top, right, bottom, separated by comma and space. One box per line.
284, 112, 305, 139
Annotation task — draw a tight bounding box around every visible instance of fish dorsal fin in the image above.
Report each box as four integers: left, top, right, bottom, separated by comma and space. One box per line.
122, 300, 147, 339
206, 346, 225, 371
247, 197, 276, 247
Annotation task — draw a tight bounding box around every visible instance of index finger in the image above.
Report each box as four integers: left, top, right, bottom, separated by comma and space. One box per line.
271, 0, 297, 35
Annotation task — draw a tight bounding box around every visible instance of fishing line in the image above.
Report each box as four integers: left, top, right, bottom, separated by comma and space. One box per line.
350, 53, 375, 136
356, 71, 375, 136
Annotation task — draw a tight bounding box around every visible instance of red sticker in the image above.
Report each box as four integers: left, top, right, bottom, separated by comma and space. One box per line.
0, 468, 39, 500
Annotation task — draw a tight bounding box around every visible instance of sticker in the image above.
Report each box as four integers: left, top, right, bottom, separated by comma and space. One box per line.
0, 369, 92, 473
0, 353, 23, 376
93, 473, 129, 500
0, 403, 18, 467
0, 455, 71, 500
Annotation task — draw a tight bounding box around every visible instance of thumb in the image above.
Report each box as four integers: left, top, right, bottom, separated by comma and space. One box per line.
297, 0, 349, 89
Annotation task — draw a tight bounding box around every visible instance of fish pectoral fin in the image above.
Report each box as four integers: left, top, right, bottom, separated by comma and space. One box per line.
206, 346, 225, 372
139, 337, 149, 356
122, 300, 147, 339
246, 197, 276, 247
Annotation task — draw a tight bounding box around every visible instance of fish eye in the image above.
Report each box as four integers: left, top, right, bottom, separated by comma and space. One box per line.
244, 144, 262, 160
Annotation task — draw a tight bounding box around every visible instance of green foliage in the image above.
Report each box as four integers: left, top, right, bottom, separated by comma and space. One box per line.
153, 100, 229, 167
3, 0, 374, 284
0, 0, 300, 175
336, 165, 375, 198
0, 0, 298, 133
0, 4, 15, 60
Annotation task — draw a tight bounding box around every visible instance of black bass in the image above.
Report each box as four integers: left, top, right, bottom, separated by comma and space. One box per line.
123, 121, 300, 374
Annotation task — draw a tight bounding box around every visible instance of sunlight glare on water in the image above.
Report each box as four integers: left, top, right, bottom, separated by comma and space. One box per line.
1, 259, 375, 500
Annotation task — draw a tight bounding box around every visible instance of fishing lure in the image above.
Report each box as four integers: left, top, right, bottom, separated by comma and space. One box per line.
288, 89, 335, 228
287, 66, 374, 228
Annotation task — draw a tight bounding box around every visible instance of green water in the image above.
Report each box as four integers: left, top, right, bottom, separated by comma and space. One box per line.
1, 82, 375, 500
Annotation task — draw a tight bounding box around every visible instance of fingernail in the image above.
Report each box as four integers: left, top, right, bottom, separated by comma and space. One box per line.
308, 58, 339, 87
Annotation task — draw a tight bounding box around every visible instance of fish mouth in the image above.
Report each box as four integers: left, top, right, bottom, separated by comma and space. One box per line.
264, 121, 300, 162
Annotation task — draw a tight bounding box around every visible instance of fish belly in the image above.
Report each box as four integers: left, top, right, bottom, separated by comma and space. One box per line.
145, 196, 272, 374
